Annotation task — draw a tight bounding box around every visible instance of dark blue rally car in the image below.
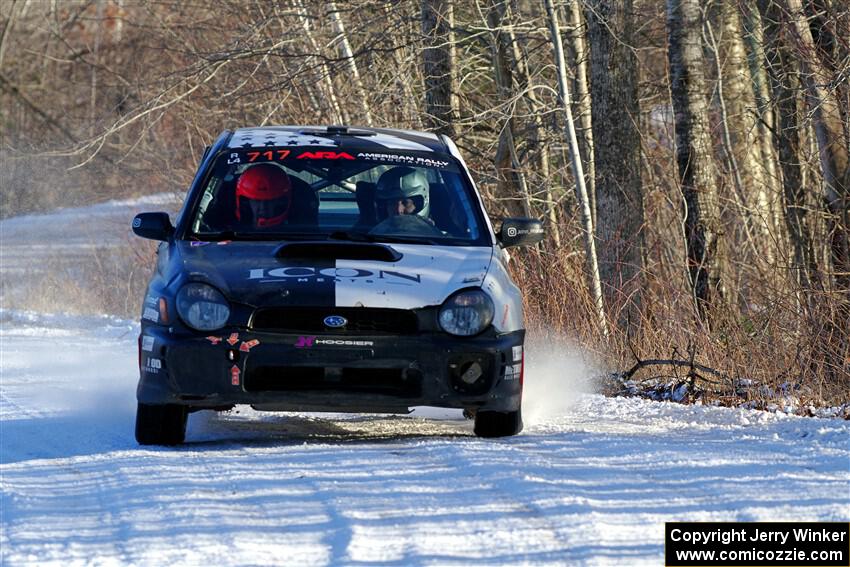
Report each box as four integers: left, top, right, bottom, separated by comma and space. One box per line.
132, 125, 543, 444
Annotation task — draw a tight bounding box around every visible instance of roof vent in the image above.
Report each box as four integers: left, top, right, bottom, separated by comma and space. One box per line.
300, 126, 376, 137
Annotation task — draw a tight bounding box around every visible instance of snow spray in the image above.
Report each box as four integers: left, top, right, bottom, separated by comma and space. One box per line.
521, 334, 601, 426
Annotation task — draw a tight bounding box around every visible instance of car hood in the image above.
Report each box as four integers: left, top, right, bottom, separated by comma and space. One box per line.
174, 241, 494, 309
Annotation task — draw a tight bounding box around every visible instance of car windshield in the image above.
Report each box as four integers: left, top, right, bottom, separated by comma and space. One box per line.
188, 148, 489, 246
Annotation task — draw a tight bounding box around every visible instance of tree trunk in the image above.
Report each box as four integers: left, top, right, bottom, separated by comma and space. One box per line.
422, 0, 456, 137
668, 0, 728, 319
586, 0, 645, 335
328, 1, 374, 126
544, 0, 608, 339
742, 0, 783, 239
564, 0, 596, 227
761, 0, 819, 291
486, 0, 531, 217
507, 10, 561, 246
783, 0, 850, 293
292, 0, 346, 125
717, 0, 775, 265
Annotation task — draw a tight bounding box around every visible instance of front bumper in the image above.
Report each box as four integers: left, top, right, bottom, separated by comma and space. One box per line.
137, 325, 524, 413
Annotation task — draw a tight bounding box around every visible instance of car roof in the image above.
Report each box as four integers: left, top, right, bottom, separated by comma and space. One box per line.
227, 125, 447, 153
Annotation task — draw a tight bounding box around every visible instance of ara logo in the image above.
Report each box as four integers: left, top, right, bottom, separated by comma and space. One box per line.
296, 151, 354, 160
295, 336, 316, 348
323, 315, 347, 328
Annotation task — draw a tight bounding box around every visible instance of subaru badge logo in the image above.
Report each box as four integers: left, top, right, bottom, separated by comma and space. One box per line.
323, 315, 347, 328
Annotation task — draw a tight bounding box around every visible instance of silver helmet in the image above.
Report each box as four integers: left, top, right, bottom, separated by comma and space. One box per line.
375, 167, 430, 219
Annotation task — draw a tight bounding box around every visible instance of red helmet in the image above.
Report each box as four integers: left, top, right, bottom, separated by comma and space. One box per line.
235, 164, 292, 228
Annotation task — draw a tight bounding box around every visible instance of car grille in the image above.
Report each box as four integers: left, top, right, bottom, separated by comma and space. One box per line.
249, 306, 419, 334
244, 366, 422, 397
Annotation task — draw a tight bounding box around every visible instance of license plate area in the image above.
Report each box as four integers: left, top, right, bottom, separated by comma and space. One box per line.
244, 365, 422, 396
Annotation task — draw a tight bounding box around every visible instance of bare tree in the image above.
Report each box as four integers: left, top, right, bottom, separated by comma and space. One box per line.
782, 0, 849, 293
484, 0, 531, 216
506, 5, 561, 246
668, 0, 728, 318
422, 0, 456, 136
586, 0, 646, 335
715, 0, 775, 265
545, 0, 608, 339
761, 0, 819, 291
564, 0, 596, 226
328, 1, 374, 126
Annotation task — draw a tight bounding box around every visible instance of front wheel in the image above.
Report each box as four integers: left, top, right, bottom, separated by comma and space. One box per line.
135, 403, 188, 445
474, 408, 523, 438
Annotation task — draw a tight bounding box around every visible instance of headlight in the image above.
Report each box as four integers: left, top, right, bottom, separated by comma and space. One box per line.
438, 289, 494, 336
176, 283, 230, 331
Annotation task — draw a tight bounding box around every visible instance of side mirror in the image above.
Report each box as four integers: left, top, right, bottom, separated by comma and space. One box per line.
498, 218, 545, 248
132, 212, 174, 241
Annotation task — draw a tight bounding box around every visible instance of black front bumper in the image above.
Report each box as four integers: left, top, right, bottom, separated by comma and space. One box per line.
137, 325, 524, 413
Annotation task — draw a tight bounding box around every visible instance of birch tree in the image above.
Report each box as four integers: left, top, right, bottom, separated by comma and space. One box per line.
564, 0, 596, 225
717, 0, 775, 264
328, 1, 374, 126
544, 0, 608, 339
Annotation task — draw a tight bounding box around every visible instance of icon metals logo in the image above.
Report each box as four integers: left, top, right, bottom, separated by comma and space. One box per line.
323, 315, 348, 328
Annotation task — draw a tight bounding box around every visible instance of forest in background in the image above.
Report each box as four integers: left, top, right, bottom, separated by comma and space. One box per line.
1, 0, 848, 407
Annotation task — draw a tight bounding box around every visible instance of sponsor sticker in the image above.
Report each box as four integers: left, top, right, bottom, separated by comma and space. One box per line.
356, 152, 450, 168
248, 267, 421, 285
295, 336, 374, 348
512, 345, 523, 362
142, 307, 159, 322
296, 151, 354, 160
141, 336, 155, 352
144, 357, 161, 374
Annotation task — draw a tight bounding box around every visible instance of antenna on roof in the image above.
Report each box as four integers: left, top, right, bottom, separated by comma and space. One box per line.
327, 125, 348, 135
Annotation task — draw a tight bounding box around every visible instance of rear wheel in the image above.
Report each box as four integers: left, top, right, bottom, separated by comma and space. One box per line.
135, 403, 188, 445
473, 408, 523, 438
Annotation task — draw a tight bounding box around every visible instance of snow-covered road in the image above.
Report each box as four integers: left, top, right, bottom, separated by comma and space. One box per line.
1, 311, 848, 566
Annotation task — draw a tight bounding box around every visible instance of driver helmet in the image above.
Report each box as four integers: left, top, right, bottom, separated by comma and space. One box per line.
235, 164, 292, 228
375, 167, 429, 220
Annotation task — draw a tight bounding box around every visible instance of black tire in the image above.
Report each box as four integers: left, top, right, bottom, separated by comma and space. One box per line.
474, 408, 523, 438
135, 403, 188, 445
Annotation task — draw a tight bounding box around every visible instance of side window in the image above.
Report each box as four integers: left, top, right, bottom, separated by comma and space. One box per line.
432, 172, 477, 238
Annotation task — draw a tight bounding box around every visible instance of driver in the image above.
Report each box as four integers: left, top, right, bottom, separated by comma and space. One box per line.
234, 163, 292, 229
375, 167, 431, 221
